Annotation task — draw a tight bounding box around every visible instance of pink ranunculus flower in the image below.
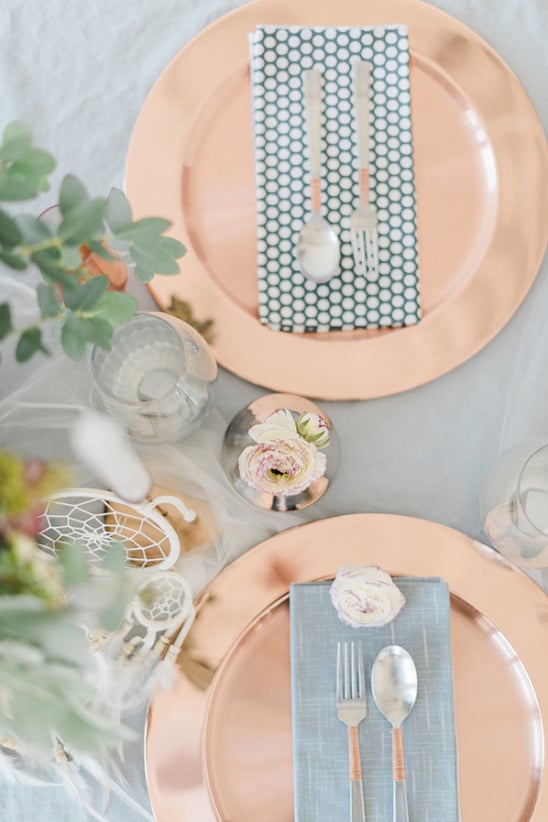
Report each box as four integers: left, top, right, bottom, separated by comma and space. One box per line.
238, 436, 327, 496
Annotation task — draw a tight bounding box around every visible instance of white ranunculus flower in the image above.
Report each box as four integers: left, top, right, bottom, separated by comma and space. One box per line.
238, 436, 327, 496
329, 564, 406, 627
248, 409, 300, 443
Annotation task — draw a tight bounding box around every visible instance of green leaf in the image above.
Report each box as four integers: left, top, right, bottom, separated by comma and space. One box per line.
11, 147, 55, 178
36, 283, 60, 319
90, 291, 137, 324
60, 313, 94, 360
61, 280, 83, 310
0, 171, 40, 201
59, 174, 89, 216
0, 250, 27, 270
155, 235, 186, 257
60, 244, 84, 271
0, 304, 13, 339
86, 316, 113, 347
30, 247, 65, 280
3, 121, 32, 146
15, 214, 52, 244
74, 275, 108, 310
0, 208, 23, 247
132, 244, 180, 281
58, 198, 107, 246
105, 187, 132, 232
114, 217, 171, 241
58, 543, 89, 585
85, 238, 119, 261
15, 327, 49, 362
0, 122, 33, 163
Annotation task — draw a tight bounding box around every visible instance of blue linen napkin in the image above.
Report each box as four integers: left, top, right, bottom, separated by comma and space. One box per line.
289, 577, 461, 821
249, 25, 422, 332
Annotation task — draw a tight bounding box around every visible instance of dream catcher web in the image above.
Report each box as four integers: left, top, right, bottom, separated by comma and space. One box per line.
39, 488, 197, 571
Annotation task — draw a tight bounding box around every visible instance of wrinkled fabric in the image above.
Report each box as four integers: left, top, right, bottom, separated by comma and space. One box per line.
0, 0, 546, 818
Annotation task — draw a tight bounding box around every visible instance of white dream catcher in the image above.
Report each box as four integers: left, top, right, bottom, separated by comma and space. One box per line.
39, 487, 196, 571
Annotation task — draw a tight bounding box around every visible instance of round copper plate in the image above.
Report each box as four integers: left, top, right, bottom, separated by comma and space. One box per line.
144, 514, 548, 821
126, 0, 547, 399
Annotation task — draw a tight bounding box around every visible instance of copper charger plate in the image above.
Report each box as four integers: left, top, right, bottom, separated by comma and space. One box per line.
145, 513, 548, 821
126, 0, 547, 400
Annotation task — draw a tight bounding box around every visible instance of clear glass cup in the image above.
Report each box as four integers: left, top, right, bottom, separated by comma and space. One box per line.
481, 443, 548, 572
90, 312, 217, 443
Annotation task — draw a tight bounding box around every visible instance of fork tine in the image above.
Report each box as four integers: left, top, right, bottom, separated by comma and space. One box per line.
337, 641, 343, 700
357, 641, 364, 699
344, 641, 350, 700
351, 641, 357, 699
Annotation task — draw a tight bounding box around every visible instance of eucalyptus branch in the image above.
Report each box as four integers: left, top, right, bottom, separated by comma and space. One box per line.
0, 121, 186, 363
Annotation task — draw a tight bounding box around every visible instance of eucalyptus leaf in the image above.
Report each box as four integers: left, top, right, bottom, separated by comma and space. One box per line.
155, 235, 186, 257
60, 244, 84, 271
85, 238, 119, 260
0, 122, 33, 163
0, 303, 12, 339
0, 171, 40, 201
86, 315, 113, 347
0, 207, 22, 247
73, 274, 108, 310
132, 244, 180, 280
90, 290, 137, 324
58, 198, 107, 246
60, 313, 94, 359
105, 187, 132, 232
30, 247, 65, 280
11, 148, 55, 178
2, 121, 33, 146
59, 173, 89, 215
61, 280, 84, 311
15, 214, 52, 244
114, 216, 171, 240
36, 283, 60, 318
0, 250, 27, 270
15, 327, 49, 362
59, 543, 89, 586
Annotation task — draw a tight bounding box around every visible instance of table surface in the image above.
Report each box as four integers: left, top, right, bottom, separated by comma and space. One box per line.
0, 0, 546, 819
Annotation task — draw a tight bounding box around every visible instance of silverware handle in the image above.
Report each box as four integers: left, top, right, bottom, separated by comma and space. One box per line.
303, 69, 323, 206
392, 727, 409, 822
351, 778, 367, 822
348, 727, 366, 822
353, 61, 372, 173
393, 779, 409, 822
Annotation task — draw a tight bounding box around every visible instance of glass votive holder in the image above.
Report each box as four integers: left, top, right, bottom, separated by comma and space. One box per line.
482, 442, 548, 570
222, 393, 338, 512
90, 312, 217, 443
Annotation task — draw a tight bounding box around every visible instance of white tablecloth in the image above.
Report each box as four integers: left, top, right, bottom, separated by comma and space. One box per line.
0, 0, 546, 818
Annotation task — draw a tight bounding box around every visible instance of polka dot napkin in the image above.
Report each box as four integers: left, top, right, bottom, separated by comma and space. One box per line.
249, 25, 422, 332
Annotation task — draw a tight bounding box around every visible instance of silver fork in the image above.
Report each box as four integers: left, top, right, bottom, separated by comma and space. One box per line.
349, 61, 379, 281
337, 640, 367, 822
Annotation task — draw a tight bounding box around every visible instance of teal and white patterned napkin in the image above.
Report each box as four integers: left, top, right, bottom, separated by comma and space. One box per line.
249, 25, 422, 332
289, 578, 460, 821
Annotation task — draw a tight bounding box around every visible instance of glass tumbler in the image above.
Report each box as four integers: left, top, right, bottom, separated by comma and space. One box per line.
482, 443, 548, 571
90, 312, 217, 443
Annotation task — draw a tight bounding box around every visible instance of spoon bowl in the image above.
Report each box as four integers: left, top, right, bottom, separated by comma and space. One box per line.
297, 212, 340, 283
371, 644, 418, 727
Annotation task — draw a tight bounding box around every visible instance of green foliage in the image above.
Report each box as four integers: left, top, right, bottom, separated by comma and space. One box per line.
0, 121, 186, 363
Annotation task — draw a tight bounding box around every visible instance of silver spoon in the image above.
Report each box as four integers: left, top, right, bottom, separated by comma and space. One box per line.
371, 645, 418, 822
296, 69, 340, 283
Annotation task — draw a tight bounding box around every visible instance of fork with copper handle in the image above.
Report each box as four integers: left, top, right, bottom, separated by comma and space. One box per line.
337, 641, 367, 822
